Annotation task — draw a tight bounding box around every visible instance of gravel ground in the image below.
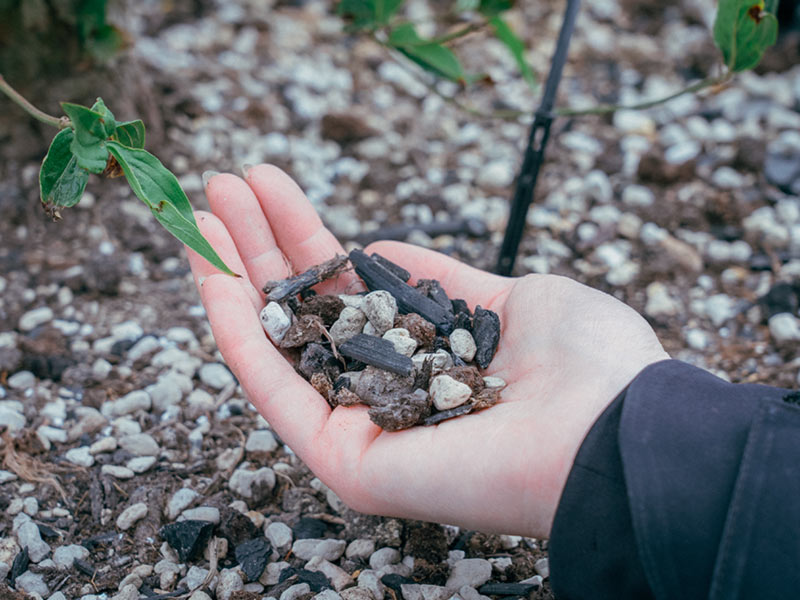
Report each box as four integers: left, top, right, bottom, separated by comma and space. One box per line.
0, 0, 799, 598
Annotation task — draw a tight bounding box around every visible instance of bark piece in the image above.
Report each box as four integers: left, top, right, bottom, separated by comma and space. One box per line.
472, 306, 501, 368
310, 372, 333, 403
349, 249, 455, 334
395, 313, 436, 350
297, 294, 346, 326
298, 343, 342, 381
339, 334, 414, 377
445, 366, 485, 394
472, 387, 501, 410
353, 366, 416, 405
279, 314, 326, 349
263, 255, 350, 302
368, 390, 431, 431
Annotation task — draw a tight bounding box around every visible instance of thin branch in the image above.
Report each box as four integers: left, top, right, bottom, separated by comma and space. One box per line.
0, 73, 70, 129
430, 22, 483, 45
555, 74, 729, 117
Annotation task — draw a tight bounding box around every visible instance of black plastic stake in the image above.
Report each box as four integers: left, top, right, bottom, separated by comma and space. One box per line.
495, 0, 582, 276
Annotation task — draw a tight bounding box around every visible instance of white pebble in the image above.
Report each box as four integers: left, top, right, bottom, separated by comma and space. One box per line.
260, 302, 292, 344
19, 306, 54, 332
769, 313, 800, 343
116, 502, 148, 530
448, 329, 477, 362
330, 306, 367, 345
362, 291, 398, 335
382, 328, 418, 357
429, 375, 472, 411
65, 446, 94, 467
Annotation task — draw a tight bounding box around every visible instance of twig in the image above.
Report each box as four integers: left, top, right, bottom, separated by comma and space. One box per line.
430, 22, 483, 45
555, 74, 730, 117
0, 74, 70, 129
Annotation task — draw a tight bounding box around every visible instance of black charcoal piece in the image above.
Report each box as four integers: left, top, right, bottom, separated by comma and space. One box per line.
9, 547, 28, 585
421, 404, 473, 426
292, 517, 328, 539
235, 537, 272, 582
263, 255, 349, 302
371, 253, 411, 281
758, 281, 799, 318
74, 558, 97, 578
472, 306, 501, 369
478, 583, 541, 596
368, 390, 431, 431
349, 249, 455, 334
454, 312, 472, 331
160, 520, 216, 562
219, 507, 260, 547
451, 298, 470, 316
381, 573, 415, 594
299, 343, 342, 381
279, 567, 331, 592
339, 334, 414, 377
416, 279, 454, 313
413, 356, 433, 391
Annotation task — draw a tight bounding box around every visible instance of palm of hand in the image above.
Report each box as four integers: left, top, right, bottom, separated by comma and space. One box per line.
187, 165, 667, 538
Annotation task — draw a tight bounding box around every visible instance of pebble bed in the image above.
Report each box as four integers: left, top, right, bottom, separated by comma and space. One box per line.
0, 0, 799, 598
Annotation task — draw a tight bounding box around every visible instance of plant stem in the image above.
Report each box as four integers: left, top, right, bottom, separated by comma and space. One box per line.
555, 75, 728, 117
0, 74, 70, 129
431, 22, 483, 45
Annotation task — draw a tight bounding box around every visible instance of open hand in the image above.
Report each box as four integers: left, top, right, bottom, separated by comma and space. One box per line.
187, 164, 668, 537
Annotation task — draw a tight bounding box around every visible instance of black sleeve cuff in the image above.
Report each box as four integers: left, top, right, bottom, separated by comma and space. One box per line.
549, 359, 797, 600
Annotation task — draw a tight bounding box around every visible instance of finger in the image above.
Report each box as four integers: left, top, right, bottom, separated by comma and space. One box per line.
187, 211, 263, 312
204, 172, 292, 289
243, 164, 362, 293
364, 240, 512, 310
198, 273, 332, 459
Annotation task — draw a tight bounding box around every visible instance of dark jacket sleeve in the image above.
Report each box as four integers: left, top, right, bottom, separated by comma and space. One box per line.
549, 359, 800, 600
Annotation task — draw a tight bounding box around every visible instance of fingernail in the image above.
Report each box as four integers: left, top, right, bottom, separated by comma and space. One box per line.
241, 164, 254, 179
198, 276, 207, 287
202, 170, 220, 188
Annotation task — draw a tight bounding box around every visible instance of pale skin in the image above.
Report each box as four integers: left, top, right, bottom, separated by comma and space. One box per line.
187, 164, 669, 539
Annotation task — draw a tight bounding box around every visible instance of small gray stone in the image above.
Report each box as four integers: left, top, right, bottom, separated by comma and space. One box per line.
167, 488, 200, 520
7, 370, 35, 390
429, 375, 472, 411
17, 520, 50, 562
19, 306, 54, 332
457, 585, 492, 600
89, 437, 117, 455
412, 350, 453, 374
127, 336, 160, 361
127, 456, 157, 473
705, 294, 737, 327
0, 406, 25, 431
400, 584, 451, 600
118, 433, 159, 456
0, 471, 17, 484
65, 446, 95, 467
218, 568, 245, 600
190, 592, 213, 600
345, 538, 375, 561
292, 538, 347, 562
330, 307, 367, 345
448, 329, 477, 362
534, 557, 549, 579
101, 465, 136, 479
769, 313, 800, 343
305, 556, 353, 591
261, 302, 293, 344
183, 565, 210, 590
229, 466, 276, 502
445, 558, 492, 590
181, 507, 220, 523
362, 291, 398, 335
266, 521, 293, 553
259, 561, 291, 586
116, 502, 148, 530
22, 497, 38, 516
621, 184, 655, 207
644, 282, 681, 318
112, 584, 139, 600
340, 588, 373, 600
357, 569, 385, 600
104, 390, 151, 418
37, 425, 68, 444
281, 583, 312, 600
53, 544, 90, 569
147, 379, 183, 412
369, 547, 401, 571
49, 592, 68, 600
199, 363, 235, 390
245, 430, 278, 453
155, 559, 182, 589
382, 328, 417, 357
482, 377, 506, 391
8, 498, 23, 515
314, 590, 343, 600
14, 570, 49, 596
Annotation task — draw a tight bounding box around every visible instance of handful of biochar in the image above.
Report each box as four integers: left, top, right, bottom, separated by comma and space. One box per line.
259, 250, 503, 431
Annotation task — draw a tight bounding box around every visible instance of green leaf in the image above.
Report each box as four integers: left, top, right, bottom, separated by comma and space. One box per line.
89, 97, 117, 136
114, 120, 146, 149
388, 24, 465, 82
338, 0, 404, 29
61, 100, 114, 173
713, 0, 779, 72
489, 17, 536, 89
478, 0, 512, 17
106, 142, 237, 276
39, 128, 89, 208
